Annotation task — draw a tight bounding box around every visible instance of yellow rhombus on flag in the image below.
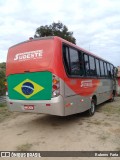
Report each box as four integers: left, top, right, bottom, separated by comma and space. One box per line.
14, 79, 44, 98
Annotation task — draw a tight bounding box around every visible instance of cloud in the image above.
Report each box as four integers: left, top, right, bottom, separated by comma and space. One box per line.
0, 0, 120, 66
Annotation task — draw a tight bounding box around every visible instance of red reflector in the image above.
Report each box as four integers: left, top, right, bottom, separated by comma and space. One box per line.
66, 103, 71, 107
24, 105, 34, 110
53, 85, 57, 90
80, 99, 84, 102
46, 104, 51, 106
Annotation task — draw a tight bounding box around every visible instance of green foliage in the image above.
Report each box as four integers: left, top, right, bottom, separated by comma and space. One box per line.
0, 62, 6, 69
0, 62, 6, 96
34, 21, 76, 44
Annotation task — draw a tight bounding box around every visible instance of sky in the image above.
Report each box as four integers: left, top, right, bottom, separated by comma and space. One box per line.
0, 0, 120, 66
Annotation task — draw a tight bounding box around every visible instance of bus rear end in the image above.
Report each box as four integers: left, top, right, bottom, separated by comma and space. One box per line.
6, 37, 64, 116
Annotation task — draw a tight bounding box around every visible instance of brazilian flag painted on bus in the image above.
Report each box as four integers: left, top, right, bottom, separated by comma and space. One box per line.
7, 72, 52, 100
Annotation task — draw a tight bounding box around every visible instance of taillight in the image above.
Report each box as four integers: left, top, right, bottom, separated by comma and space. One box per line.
5, 82, 8, 96
52, 74, 60, 97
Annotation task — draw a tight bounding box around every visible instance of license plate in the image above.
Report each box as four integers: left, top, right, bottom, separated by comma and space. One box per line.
24, 105, 34, 110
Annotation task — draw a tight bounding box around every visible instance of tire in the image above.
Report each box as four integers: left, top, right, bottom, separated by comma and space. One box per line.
109, 93, 115, 102
88, 99, 95, 116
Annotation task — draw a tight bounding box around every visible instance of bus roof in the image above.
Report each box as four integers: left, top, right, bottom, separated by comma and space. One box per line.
9, 36, 113, 65
57, 37, 113, 65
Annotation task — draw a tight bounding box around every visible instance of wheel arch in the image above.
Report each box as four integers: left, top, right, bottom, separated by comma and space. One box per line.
92, 95, 97, 105
113, 90, 116, 96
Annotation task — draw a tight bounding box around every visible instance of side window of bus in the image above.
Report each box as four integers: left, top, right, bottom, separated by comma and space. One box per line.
104, 62, 108, 77
79, 51, 84, 76
69, 48, 80, 76
107, 63, 112, 78
63, 45, 70, 74
84, 54, 90, 76
95, 59, 101, 77
89, 56, 96, 76
110, 64, 114, 78
100, 60, 105, 77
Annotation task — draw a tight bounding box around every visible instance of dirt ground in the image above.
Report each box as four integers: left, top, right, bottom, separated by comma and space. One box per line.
0, 97, 120, 160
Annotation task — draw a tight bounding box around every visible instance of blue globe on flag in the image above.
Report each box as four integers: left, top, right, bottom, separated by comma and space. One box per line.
22, 82, 34, 95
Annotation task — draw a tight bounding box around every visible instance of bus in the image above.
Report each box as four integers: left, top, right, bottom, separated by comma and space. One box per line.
117, 66, 120, 95
6, 36, 116, 116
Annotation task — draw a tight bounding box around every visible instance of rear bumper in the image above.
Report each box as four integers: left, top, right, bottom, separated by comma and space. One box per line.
6, 95, 65, 116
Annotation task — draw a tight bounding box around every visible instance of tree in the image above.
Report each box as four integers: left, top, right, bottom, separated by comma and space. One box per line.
34, 22, 76, 44
0, 62, 6, 96
0, 62, 6, 69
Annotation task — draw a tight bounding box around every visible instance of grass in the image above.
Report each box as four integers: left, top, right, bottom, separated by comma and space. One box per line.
16, 143, 33, 151
99, 133, 110, 141
114, 136, 120, 151
0, 103, 6, 108
0, 103, 21, 122
0, 103, 12, 122
102, 122, 112, 127
99, 103, 120, 115
116, 147, 120, 151
87, 120, 102, 125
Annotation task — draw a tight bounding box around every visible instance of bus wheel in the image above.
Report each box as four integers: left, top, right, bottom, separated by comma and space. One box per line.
88, 99, 95, 116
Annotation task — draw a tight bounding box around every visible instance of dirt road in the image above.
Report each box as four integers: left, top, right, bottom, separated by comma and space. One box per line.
0, 97, 120, 159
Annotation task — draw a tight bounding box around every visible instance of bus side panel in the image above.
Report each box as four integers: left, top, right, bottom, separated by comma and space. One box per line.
96, 79, 113, 105
64, 83, 91, 116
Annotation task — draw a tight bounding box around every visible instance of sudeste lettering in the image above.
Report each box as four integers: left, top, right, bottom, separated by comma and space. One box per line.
14, 50, 43, 61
